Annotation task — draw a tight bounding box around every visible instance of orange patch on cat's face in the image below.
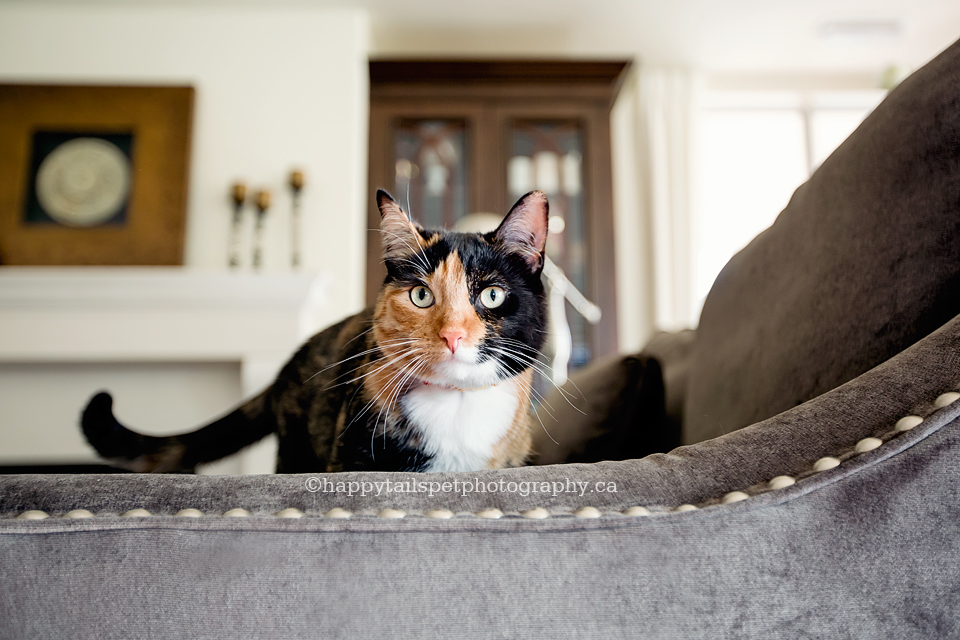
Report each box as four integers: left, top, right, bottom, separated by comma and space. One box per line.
374, 250, 485, 370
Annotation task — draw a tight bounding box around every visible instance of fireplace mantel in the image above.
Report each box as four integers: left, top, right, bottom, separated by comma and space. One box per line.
0, 267, 332, 474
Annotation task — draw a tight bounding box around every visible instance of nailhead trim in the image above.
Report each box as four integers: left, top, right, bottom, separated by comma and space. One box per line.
9, 389, 958, 523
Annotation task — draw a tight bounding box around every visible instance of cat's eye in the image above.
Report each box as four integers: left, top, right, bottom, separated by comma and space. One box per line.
409, 285, 434, 308
479, 286, 506, 309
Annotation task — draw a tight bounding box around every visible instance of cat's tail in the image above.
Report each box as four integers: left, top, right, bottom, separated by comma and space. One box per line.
81, 390, 276, 473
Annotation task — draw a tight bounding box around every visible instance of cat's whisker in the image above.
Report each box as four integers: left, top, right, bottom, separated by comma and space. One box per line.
340, 326, 374, 350
324, 348, 425, 391
355, 353, 427, 448
305, 339, 421, 384
353, 352, 422, 424
485, 346, 585, 415
378, 355, 429, 450
493, 338, 585, 398
491, 358, 559, 447
525, 383, 559, 421
529, 399, 558, 446
498, 337, 587, 399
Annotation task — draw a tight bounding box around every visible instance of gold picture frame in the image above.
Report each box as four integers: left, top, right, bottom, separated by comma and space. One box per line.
0, 84, 193, 265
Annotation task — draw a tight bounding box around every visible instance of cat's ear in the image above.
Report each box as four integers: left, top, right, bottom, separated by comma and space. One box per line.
493, 190, 549, 273
376, 189, 425, 262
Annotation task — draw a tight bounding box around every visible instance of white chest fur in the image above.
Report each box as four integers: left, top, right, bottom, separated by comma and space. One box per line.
401, 379, 520, 473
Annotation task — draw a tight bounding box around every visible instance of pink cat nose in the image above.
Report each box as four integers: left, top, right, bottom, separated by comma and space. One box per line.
439, 328, 466, 354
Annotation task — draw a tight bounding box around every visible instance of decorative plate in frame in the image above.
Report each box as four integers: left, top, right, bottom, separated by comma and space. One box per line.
0, 84, 194, 265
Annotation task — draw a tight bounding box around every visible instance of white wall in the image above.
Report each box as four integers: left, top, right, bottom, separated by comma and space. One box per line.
0, 4, 371, 322
0, 5, 369, 471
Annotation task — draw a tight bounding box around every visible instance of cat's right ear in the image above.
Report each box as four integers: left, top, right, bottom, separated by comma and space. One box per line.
493, 190, 549, 274
377, 189, 425, 262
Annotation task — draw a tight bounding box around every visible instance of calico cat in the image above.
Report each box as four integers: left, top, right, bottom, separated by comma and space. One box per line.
81, 189, 550, 473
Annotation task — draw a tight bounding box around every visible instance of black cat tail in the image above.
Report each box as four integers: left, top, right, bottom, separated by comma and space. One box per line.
81, 390, 276, 473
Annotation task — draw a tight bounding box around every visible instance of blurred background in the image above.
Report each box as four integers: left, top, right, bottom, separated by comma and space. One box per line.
0, 0, 957, 473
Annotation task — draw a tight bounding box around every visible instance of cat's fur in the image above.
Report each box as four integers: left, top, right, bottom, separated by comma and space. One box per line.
81, 189, 550, 473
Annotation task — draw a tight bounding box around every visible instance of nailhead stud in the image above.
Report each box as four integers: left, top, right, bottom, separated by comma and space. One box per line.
176, 509, 203, 518
895, 416, 923, 431
276, 508, 304, 519
813, 457, 840, 472
476, 508, 503, 519
121, 509, 152, 518
574, 506, 602, 519
522, 507, 550, 519
377, 508, 405, 519
64, 509, 93, 519
935, 392, 960, 408
768, 476, 796, 490
17, 510, 49, 520
623, 506, 651, 516
721, 491, 749, 504
426, 509, 454, 519
325, 508, 351, 519
855, 437, 882, 453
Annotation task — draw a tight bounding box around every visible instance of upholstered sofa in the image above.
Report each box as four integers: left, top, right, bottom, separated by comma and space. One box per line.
3, 37, 960, 639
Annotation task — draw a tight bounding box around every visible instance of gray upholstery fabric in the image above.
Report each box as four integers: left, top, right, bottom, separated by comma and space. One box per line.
685, 36, 960, 444
3, 311, 960, 638
3, 34, 960, 640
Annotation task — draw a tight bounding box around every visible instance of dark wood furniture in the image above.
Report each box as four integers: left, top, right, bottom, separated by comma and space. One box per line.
367, 60, 630, 365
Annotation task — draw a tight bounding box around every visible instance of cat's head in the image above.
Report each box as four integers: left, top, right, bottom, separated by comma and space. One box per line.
373, 189, 549, 390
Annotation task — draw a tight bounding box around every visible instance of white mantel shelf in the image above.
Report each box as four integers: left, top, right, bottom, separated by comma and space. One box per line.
0, 267, 330, 373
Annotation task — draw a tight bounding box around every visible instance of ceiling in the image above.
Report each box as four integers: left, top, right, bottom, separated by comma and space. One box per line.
11, 0, 960, 74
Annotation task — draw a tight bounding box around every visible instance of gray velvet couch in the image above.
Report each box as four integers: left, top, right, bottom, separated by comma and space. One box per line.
3, 38, 960, 639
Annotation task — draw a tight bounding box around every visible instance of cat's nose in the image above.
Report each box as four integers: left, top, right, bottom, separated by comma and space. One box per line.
439, 328, 466, 354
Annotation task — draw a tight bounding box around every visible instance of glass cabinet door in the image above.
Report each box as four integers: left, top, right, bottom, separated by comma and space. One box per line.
393, 119, 470, 230
507, 119, 591, 369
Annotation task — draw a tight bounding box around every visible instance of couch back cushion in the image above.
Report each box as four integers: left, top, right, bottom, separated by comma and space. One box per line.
684, 38, 960, 444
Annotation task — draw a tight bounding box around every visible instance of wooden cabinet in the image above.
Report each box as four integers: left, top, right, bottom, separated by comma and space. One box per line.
367, 60, 629, 367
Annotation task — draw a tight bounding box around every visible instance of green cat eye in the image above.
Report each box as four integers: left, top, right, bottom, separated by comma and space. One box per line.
409, 285, 434, 308
479, 286, 506, 309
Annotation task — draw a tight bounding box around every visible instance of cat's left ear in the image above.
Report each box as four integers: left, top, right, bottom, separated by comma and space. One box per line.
376, 189, 426, 262
493, 190, 549, 273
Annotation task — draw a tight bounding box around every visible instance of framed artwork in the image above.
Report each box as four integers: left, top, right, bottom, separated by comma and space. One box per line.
0, 84, 194, 265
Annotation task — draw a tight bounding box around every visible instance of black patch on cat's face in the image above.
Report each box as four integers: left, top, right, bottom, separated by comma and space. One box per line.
383, 229, 547, 377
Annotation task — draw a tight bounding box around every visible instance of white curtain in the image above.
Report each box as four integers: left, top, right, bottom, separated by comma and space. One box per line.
612, 65, 700, 350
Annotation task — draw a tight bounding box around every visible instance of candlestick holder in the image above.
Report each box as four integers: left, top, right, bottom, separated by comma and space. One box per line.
289, 169, 305, 269
252, 189, 271, 270
228, 182, 246, 268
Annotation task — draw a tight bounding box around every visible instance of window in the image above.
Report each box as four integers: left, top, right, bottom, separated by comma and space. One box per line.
692, 89, 885, 321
